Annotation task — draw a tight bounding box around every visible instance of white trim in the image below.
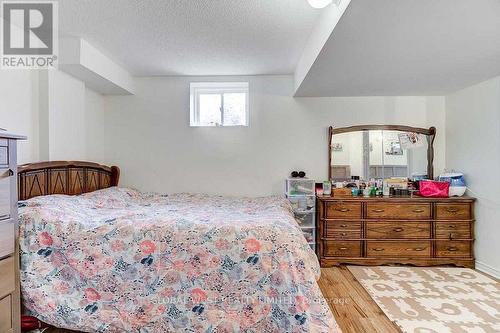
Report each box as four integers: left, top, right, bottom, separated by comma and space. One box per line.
476, 261, 500, 279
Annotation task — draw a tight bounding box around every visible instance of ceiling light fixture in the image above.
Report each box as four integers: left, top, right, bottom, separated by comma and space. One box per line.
307, 0, 333, 9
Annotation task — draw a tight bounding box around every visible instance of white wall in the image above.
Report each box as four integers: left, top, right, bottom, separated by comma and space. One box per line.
0, 71, 40, 164
104, 75, 444, 196
84, 87, 106, 163
46, 70, 86, 160
0, 69, 105, 164
445, 76, 500, 277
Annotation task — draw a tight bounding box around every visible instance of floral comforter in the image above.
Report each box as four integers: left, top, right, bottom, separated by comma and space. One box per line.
19, 187, 339, 332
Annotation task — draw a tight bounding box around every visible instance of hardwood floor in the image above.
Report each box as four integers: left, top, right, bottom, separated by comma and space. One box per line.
318, 266, 400, 333
45, 266, 399, 333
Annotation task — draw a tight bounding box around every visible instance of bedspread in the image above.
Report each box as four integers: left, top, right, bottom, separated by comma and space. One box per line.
19, 187, 339, 332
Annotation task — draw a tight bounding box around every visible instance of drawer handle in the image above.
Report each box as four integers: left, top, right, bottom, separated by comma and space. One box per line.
372, 209, 385, 213
448, 225, 456, 229
340, 224, 348, 228
339, 247, 348, 251
446, 207, 459, 213
373, 248, 385, 252
412, 247, 425, 252
412, 209, 425, 213
1, 169, 13, 178
447, 247, 458, 252
336, 208, 350, 212
393, 227, 404, 232
340, 232, 347, 236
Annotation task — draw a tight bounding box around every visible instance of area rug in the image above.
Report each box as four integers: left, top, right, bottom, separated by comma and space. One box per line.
348, 266, 500, 333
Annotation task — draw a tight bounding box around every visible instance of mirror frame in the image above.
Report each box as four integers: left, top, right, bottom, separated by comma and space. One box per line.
328, 124, 436, 181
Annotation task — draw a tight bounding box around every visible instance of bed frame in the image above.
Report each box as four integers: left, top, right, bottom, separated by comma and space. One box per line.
18, 161, 120, 200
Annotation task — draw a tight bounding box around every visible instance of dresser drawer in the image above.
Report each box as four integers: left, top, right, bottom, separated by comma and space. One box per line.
366, 222, 430, 239
324, 220, 362, 238
435, 241, 472, 258
435, 203, 471, 220
366, 241, 431, 257
325, 220, 362, 230
0, 294, 12, 333
0, 169, 12, 221
366, 203, 431, 219
325, 202, 362, 219
0, 146, 8, 166
0, 222, 14, 258
323, 241, 362, 257
325, 229, 361, 239
0, 256, 15, 299
435, 222, 471, 239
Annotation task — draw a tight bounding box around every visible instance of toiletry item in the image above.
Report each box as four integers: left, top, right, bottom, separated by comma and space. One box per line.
363, 188, 371, 197
323, 181, 332, 196
383, 181, 390, 196
335, 182, 344, 188
351, 188, 360, 196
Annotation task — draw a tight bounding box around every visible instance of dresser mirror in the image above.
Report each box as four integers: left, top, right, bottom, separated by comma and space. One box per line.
329, 125, 436, 182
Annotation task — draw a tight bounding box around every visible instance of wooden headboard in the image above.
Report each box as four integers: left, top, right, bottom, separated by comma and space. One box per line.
18, 161, 120, 200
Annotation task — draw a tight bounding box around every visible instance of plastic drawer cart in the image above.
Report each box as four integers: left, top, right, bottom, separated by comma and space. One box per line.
285, 178, 316, 252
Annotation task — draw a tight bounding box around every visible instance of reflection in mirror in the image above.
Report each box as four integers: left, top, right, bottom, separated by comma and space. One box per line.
330, 129, 430, 182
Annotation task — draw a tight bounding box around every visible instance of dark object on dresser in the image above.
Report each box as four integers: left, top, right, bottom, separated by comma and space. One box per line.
316, 195, 475, 268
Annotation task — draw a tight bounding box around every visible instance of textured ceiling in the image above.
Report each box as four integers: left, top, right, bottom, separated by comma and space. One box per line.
58, 0, 321, 76
296, 0, 500, 96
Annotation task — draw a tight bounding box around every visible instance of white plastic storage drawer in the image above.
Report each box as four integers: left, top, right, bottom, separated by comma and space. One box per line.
288, 196, 315, 213
286, 178, 315, 196
295, 212, 314, 228
302, 228, 315, 243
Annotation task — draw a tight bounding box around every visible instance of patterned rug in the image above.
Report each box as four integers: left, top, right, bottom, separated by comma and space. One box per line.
348, 266, 500, 333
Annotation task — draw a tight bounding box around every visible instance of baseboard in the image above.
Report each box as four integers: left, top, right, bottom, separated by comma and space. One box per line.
476, 261, 500, 279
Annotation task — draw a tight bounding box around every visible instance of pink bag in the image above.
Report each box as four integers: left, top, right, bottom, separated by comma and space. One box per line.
418, 180, 449, 198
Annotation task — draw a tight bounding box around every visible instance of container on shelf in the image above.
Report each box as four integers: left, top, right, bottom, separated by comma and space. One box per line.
285, 178, 315, 196
294, 212, 314, 228
302, 228, 315, 243
288, 196, 315, 213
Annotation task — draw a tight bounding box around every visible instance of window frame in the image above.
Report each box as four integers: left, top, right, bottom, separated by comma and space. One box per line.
189, 82, 249, 127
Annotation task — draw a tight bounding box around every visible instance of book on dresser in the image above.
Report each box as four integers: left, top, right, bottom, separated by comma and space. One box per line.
316, 195, 475, 268
0, 132, 26, 333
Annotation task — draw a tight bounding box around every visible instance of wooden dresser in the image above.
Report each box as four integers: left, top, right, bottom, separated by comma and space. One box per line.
0, 133, 25, 333
316, 195, 475, 268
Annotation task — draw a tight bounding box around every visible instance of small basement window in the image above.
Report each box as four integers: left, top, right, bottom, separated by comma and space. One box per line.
190, 82, 249, 127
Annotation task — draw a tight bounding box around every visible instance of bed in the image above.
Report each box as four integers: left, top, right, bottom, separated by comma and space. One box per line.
17, 161, 340, 333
